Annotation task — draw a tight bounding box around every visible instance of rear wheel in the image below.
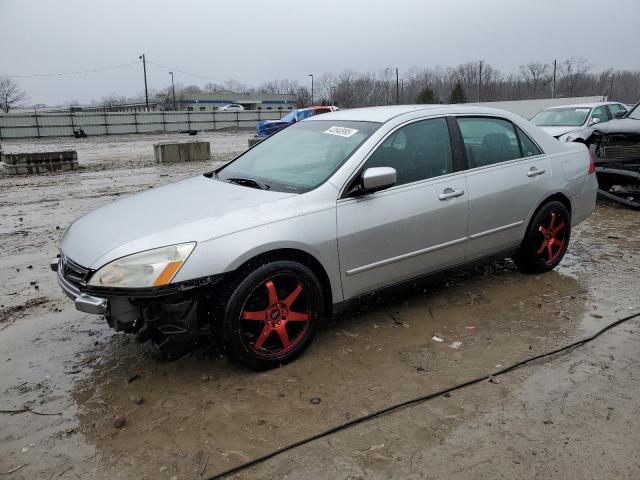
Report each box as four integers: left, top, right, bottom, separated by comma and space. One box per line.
514, 201, 571, 273
221, 260, 323, 370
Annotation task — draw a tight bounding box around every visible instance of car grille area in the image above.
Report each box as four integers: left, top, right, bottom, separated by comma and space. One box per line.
59, 255, 90, 287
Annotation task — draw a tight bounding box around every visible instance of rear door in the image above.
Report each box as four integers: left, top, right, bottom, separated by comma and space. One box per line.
455, 116, 551, 261
337, 116, 469, 299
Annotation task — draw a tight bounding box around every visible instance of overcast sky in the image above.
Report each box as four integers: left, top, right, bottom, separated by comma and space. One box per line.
1, 0, 639, 106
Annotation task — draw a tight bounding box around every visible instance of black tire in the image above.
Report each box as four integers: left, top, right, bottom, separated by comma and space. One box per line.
514, 201, 571, 273
221, 260, 323, 370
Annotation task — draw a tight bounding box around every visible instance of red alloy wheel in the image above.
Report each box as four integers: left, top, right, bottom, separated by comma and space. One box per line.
536, 210, 567, 265
239, 276, 313, 358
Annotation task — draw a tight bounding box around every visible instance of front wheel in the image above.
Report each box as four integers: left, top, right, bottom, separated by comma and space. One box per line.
514, 201, 571, 273
221, 260, 323, 370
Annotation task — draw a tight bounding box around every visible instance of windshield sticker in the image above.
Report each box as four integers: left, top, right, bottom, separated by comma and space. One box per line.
324, 126, 359, 138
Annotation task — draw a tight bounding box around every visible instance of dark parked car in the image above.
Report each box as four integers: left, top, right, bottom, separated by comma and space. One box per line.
588, 102, 640, 208
256, 106, 338, 137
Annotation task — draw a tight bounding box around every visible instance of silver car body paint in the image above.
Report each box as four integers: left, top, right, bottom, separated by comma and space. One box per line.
59, 105, 597, 307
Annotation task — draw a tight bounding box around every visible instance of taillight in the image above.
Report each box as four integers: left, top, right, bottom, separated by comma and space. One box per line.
588, 146, 596, 175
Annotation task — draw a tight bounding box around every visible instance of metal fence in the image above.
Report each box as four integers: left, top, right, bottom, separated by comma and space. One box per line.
0, 110, 287, 139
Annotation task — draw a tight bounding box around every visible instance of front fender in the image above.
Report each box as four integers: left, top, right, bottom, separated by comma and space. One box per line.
173, 206, 343, 303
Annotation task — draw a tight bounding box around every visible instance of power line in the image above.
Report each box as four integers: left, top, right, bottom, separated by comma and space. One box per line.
146, 59, 224, 83
4, 60, 142, 78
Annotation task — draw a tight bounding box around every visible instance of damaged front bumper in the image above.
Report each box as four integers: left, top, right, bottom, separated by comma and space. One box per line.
51, 258, 108, 315
51, 255, 223, 350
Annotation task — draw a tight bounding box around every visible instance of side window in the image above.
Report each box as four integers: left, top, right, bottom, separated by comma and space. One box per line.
591, 106, 609, 123
608, 104, 626, 117
457, 117, 522, 168
363, 117, 453, 186
516, 126, 542, 157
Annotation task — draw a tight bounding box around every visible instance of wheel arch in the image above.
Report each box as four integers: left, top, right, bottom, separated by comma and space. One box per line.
230, 248, 335, 315
523, 192, 572, 238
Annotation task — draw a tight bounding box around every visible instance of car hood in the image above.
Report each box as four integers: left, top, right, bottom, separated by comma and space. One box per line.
592, 118, 640, 134
60, 175, 295, 269
538, 125, 580, 138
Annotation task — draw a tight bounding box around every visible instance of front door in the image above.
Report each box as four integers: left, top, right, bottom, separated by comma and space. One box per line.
337, 116, 469, 300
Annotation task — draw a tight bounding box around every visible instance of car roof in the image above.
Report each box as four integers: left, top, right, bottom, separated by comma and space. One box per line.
305, 104, 520, 123
545, 102, 619, 110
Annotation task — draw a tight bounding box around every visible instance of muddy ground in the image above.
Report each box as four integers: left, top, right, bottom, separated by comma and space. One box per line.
1, 131, 639, 479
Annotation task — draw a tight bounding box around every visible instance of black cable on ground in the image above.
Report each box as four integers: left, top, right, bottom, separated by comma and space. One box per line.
208, 311, 640, 479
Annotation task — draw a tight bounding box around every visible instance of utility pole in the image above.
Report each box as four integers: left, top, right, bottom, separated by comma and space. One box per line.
552, 59, 557, 99
139, 54, 149, 111
169, 71, 176, 110
395, 68, 400, 104
608, 73, 615, 100
400, 78, 404, 104
308, 74, 314, 106
477, 60, 483, 102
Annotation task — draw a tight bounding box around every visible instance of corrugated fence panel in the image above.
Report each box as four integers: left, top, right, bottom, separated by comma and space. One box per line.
0, 110, 288, 138
138, 113, 164, 124
37, 114, 72, 126
1, 115, 38, 127
108, 113, 136, 125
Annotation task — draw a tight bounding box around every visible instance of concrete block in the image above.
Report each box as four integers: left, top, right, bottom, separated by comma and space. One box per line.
248, 136, 265, 148
154, 141, 210, 163
1, 151, 79, 175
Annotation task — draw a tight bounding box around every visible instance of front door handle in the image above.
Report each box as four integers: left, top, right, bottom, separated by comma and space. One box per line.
527, 167, 546, 177
438, 187, 465, 200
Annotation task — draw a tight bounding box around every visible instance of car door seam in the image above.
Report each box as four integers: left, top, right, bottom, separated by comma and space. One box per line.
345, 236, 467, 276
468, 221, 524, 240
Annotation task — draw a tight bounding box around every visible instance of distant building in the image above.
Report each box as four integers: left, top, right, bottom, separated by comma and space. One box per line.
76, 102, 159, 113
178, 91, 297, 112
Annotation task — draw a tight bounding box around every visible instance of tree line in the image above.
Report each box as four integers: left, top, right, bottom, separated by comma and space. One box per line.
1, 57, 639, 113
108, 58, 640, 109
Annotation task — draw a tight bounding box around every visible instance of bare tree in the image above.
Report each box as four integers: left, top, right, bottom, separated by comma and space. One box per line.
0, 77, 29, 113
153, 86, 174, 110
559, 57, 591, 97
99, 92, 127, 108
519, 62, 550, 98
295, 86, 311, 107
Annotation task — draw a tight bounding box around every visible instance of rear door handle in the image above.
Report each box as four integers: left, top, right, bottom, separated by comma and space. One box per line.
438, 188, 465, 200
527, 167, 545, 177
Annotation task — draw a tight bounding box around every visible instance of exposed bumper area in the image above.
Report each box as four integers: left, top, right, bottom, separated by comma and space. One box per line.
52, 258, 107, 315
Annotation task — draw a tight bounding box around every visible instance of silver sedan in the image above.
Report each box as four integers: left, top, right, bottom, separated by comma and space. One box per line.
53, 105, 598, 369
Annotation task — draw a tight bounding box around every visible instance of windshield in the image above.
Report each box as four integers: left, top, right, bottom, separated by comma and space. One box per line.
627, 104, 640, 120
531, 107, 591, 127
217, 120, 380, 193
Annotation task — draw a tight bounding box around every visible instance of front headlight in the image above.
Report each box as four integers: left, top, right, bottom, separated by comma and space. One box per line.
88, 242, 195, 288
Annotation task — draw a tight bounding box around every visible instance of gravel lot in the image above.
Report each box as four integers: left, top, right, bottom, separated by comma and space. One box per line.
1, 132, 639, 479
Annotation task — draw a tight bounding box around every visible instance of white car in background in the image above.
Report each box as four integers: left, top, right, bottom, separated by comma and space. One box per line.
217, 104, 245, 112
531, 102, 628, 143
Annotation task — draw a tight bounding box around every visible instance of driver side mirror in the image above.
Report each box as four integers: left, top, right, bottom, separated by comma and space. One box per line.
359, 167, 397, 194
589, 117, 601, 126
